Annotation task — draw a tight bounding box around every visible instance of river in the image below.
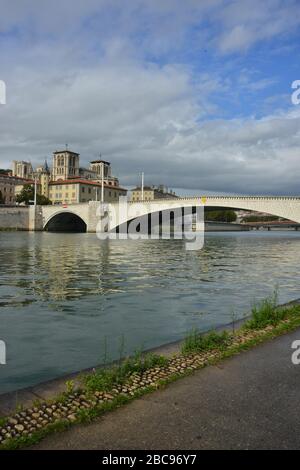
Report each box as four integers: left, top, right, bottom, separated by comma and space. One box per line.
0, 231, 300, 394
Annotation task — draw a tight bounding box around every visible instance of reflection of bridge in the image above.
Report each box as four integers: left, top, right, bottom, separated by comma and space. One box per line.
35, 196, 300, 232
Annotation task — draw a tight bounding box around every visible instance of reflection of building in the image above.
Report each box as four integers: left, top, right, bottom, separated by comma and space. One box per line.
49, 179, 127, 205
131, 185, 177, 202
12, 161, 33, 179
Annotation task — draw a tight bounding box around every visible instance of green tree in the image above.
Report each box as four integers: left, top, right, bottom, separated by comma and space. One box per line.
242, 215, 280, 223
205, 209, 237, 223
16, 184, 51, 205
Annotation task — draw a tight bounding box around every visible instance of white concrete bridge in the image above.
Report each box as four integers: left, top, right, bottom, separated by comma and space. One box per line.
35, 195, 300, 232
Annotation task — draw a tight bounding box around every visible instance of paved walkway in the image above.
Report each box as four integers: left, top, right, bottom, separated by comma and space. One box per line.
32, 328, 300, 450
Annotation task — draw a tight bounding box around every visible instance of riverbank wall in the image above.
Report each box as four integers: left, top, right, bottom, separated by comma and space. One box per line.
0, 206, 44, 231
0, 206, 30, 231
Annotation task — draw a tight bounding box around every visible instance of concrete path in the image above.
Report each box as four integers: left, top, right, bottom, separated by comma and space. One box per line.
32, 328, 300, 450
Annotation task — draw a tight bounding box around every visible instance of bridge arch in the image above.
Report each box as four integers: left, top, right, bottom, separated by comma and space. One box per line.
108, 196, 300, 232
44, 211, 87, 232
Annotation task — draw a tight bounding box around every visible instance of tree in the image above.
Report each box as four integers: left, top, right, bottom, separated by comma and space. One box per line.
205, 209, 237, 223
16, 184, 51, 205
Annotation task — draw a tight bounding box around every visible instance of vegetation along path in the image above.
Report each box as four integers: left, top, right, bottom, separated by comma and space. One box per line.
1, 296, 300, 450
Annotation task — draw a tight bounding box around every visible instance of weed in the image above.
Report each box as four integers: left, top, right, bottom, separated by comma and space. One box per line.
181, 329, 232, 355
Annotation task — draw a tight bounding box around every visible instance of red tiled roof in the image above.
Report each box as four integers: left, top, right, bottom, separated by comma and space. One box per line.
49, 179, 127, 191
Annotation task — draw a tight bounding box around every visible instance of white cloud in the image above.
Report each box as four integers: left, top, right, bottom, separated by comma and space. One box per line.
0, 0, 299, 195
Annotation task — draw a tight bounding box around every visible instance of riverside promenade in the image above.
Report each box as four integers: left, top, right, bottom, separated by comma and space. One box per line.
31, 327, 300, 450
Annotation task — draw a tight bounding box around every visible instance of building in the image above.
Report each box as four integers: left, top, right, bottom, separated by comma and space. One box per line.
131, 185, 177, 202
78, 167, 98, 180
52, 150, 80, 181
12, 161, 34, 179
0, 173, 17, 204
14, 178, 42, 200
89, 159, 120, 187
10, 149, 127, 204
0, 173, 41, 205
48, 179, 127, 205
36, 161, 51, 198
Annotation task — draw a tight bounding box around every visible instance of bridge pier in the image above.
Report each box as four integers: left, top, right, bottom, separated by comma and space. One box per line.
29, 206, 43, 231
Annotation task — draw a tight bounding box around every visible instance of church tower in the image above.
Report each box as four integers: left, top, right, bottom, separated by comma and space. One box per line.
52, 148, 80, 181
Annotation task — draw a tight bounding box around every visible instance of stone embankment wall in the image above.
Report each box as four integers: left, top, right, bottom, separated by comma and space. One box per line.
205, 221, 250, 231
0, 206, 30, 230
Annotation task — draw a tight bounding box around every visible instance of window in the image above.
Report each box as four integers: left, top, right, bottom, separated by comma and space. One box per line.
88, 188, 91, 194
82, 187, 85, 193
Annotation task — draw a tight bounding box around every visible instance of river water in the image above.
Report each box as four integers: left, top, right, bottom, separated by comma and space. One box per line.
0, 231, 300, 394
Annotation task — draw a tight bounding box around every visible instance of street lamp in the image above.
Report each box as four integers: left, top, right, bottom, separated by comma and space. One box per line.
141, 172, 144, 201
34, 176, 37, 207
101, 163, 104, 203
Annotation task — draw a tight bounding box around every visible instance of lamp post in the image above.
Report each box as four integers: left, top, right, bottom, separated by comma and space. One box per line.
34, 176, 37, 207
141, 172, 144, 201
101, 164, 104, 203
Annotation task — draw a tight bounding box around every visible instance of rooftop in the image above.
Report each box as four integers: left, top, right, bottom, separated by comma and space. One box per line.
49, 178, 127, 191
53, 150, 80, 155
90, 159, 111, 165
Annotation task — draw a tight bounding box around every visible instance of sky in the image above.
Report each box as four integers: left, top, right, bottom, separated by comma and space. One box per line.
0, 0, 300, 195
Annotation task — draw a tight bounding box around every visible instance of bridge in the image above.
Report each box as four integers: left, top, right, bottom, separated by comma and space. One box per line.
34, 195, 300, 233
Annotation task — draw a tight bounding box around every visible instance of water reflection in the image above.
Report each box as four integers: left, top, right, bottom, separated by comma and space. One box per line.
0, 231, 300, 393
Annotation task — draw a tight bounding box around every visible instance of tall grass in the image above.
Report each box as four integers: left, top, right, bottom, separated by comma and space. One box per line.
83, 350, 168, 392
181, 329, 232, 355
244, 291, 287, 330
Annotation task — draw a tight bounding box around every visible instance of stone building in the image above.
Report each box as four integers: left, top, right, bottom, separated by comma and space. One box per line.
12, 161, 34, 179
52, 150, 80, 181
131, 185, 177, 202
10, 149, 127, 204
89, 159, 120, 187
0, 174, 17, 204
36, 161, 51, 198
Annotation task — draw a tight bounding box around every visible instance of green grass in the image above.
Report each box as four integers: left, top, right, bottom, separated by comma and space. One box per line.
181, 329, 232, 355
83, 351, 168, 392
243, 292, 289, 330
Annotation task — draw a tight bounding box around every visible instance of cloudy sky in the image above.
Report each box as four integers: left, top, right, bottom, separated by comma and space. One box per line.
0, 0, 300, 195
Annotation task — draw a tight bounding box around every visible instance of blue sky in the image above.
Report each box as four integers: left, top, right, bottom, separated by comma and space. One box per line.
0, 0, 300, 194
